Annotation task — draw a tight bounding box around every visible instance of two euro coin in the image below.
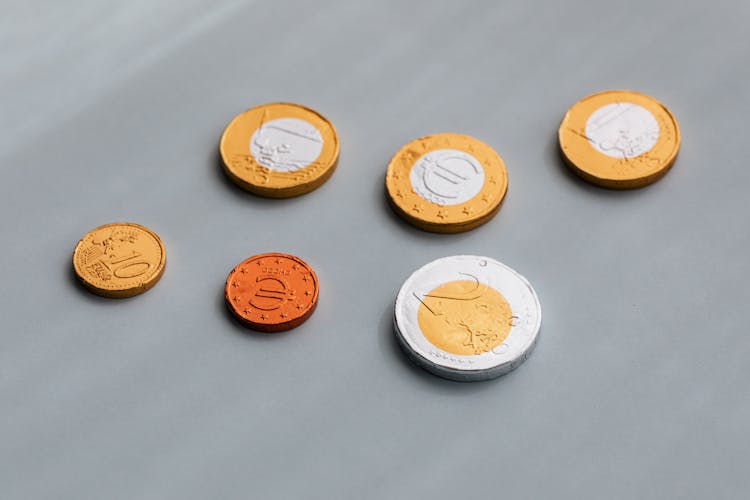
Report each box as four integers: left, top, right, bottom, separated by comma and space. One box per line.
385, 134, 508, 233
394, 255, 541, 381
559, 90, 680, 189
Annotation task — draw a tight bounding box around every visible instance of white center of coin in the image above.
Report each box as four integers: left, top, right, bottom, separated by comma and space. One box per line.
409, 149, 485, 206
585, 102, 660, 158
250, 118, 323, 172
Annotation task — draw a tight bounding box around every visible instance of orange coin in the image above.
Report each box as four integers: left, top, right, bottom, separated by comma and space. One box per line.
224, 253, 319, 332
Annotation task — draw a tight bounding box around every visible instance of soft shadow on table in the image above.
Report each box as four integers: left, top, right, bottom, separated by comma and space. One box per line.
67, 260, 141, 305
545, 133, 669, 200
376, 303, 516, 395
211, 149, 333, 208
374, 175, 494, 245
212, 149, 271, 205
216, 286, 295, 342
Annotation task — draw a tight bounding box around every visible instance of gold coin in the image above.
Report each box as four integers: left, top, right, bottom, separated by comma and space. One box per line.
417, 279, 512, 356
72, 222, 166, 298
220, 102, 339, 198
385, 133, 508, 233
558, 90, 680, 189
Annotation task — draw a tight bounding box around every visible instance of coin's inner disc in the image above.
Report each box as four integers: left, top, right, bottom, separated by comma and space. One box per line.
249, 117, 323, 172
416, 279, 512, 356
584, 102, 660, 159
409, 149, 485, 206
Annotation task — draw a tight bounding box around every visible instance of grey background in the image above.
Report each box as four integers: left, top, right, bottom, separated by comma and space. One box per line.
1, 1, 748, 498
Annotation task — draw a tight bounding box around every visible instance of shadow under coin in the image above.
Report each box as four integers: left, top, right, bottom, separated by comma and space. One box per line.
67, 258, 148, 305
217, 287, 296, 341
213, 148, 268, 204
212, 148, 334, 207
377, 303, 511, 394
547, 133, 664, 199
376, 178, 481, 244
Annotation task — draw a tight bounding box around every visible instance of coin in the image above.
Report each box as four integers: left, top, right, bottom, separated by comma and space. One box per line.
220, 103, 339, 197
558, 90, 680, 189
385, 133, 508, 233
72, 222, 166, 298
224, 253, 319, 332
394, 255, 541, 381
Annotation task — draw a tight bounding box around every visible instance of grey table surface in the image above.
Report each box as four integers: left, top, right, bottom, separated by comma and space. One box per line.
1, 1, 749, 499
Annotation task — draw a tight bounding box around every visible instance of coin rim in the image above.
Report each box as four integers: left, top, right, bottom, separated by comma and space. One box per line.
558, 89, 681, 189
72, 222, 166, 298
220, 102, 339, 198
393, 315, 540, 382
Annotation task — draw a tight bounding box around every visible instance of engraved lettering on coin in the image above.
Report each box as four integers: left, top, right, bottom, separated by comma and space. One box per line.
249, 117, 323, 172
409, 149, 485, 206
585, 102, 659, 158
416, 278, 512, 356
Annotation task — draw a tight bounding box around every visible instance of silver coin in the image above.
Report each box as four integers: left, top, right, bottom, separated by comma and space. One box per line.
394, 255, 542, 381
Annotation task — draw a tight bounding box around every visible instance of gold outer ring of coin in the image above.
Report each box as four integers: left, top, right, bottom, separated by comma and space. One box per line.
385, 133, 508, 233
72, 222, 166, 298
558, 90, 680, 189
219, 102, 339, 198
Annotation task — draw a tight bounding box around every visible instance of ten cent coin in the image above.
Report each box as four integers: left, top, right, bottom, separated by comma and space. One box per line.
220, 103, 339, 198
394, 255, 541, 381
72, 222, 166, 298
559, 90, 680, 188
225, 253, 319, 332
385, 134, 508, 233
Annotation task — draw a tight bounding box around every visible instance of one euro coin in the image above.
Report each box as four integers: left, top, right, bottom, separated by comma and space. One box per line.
559, 90, 680, 188
220, 102, 339, 197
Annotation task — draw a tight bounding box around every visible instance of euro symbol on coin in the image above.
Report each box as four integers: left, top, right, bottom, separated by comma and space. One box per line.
419, 152, 483, 202
250, 276, 289, 311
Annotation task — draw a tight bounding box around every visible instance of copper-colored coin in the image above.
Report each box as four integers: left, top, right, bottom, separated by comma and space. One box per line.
220, 102, 339, 198
385, 133, 508, 233
558, 90, 680, 189
72, 222, 166, 298
224, 253, 319, 332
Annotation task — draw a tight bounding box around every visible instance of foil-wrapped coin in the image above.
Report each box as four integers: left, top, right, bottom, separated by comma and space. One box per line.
394, 255, 541, 381
225, 253, 319, 332
559, 90, 680, 188
72, 222, 166, 298
220, 102, 339, 197
385, 134, 508, 233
